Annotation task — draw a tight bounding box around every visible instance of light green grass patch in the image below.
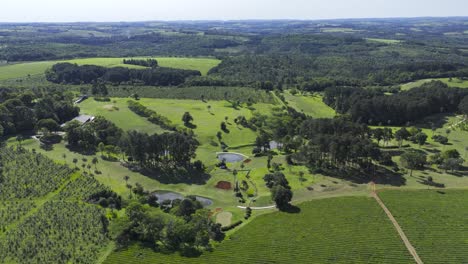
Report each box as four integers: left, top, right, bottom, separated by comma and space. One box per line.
283, 91, 335, 118
0, 57, 221, 81
365, 38, 401, 44
401, 78, 468, 90
215, 212, 232, 226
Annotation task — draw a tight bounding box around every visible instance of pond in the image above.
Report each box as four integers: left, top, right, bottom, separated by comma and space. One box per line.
152, 191, 213, 206
217, 152, 248, 163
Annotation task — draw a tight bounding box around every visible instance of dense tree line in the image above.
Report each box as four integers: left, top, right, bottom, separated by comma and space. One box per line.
323, 81, 468, 125
127, 100, 175, 130
119, 130, 199, 170
123, 58, 158, 68
46, 63, 201, 86
294, 118, 380, 171
0, 89, 79, 136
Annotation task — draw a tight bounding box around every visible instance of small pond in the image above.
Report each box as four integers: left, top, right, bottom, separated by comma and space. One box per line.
152, 191, 213, 206
217, 152, 248, 163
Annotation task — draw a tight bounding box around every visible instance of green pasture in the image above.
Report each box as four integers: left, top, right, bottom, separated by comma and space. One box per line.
283, 91, 336, 118
401, 77, 468, 90
365, 38, 402, 44
0, 57, 221, 81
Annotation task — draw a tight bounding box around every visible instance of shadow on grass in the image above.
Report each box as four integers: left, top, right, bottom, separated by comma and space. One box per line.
317, 165, 406, 186
280, 204, 301, 214
138, 167, 211, 185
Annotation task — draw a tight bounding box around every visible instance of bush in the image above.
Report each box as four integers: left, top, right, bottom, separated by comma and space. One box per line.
221, 220, 243, 232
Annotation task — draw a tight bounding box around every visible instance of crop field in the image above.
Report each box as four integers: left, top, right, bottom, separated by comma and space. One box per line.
104, 196, 413, 264
379, 190, 468, 263
401, 77, 468, 90
284, 92, 336, 118
0, 57, 221, 80
0, 147, 111, 264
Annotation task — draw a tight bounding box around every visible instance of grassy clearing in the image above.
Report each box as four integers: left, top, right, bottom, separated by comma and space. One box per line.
379, 189, 468, 263
400, 77, 468, 90
365, 38, 402, 44
104, 196, 412, 264
283, 91, 336, 118
0, 57, 221, 80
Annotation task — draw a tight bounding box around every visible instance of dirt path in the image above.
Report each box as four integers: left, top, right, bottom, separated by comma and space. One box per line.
372, 192, 424, 264
237, 205, 276, 210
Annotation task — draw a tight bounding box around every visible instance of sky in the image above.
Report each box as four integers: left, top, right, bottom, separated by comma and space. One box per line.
1, 0, 467, 22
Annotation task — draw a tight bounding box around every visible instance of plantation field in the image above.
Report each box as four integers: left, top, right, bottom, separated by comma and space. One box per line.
284, 92, 336, 118
379, 190, 468, 263
104, 196, 413, 264
0, 147, 111, 264
401, 77, 468, 90
0, 57, 221, 80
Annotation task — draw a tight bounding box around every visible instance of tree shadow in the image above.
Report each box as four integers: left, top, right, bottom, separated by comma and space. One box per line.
184, 123, 197, 129
138, 167, 211, 185
280, 204, 301, 214
317, 165, 406, 186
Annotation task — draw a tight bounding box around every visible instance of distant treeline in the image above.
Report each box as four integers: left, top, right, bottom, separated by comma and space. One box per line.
323, 81, 468, 125
123, 58, 158, 68
46, 63, 201, 86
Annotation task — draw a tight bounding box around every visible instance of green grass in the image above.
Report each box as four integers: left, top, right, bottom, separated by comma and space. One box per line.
379, 189, 468, 263
283, 91, 336, 118
401, 78, 468, 90
104, 196, 413, 263
365, 38, 401, 44
0, 57, 221, 81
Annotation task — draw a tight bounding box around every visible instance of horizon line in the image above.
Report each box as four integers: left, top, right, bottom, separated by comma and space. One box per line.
1, 15, 467, 24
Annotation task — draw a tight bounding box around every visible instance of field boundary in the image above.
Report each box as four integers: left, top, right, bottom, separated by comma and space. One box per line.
372, 191, 423, 264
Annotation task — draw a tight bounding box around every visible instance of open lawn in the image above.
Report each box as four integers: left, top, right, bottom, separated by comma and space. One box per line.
283, 91, 336, 118
0, 57, 221, 81
104, 196, 413, 264
401, 77, 468, 90
379, 190, 468, 263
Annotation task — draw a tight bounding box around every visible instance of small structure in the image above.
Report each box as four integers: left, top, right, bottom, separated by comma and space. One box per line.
74, 95, 88, 104
60, 115, 95, 127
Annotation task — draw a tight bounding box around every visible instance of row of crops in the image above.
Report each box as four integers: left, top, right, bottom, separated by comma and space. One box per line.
0, 201, 109, 264
379, 190, 468, 264
104, 196, 413, 263
0, 147, 73, 199
0, 147, 112, 263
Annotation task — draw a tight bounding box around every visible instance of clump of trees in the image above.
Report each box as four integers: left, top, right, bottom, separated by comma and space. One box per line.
123, 58, 158, 68
0, 89, 79, 137
46, 63, 201, 86
118, 198, 224, 256
263, 172, 293, 210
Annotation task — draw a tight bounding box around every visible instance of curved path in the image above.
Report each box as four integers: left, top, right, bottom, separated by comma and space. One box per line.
372, 192, 424, 264
237, 205, 276, 210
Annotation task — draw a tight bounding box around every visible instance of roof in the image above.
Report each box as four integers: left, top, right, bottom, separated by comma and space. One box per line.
73, 115, 94, 123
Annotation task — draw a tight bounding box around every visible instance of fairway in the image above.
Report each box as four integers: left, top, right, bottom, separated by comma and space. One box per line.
379, 190, 468, 263
284, 92, 336, 118
0, 57, 221, 80
104, 196, 413, 264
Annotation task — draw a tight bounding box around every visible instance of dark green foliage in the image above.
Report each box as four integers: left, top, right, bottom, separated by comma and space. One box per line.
123, 58, 158, 68
127, 100, 175, 130
46, 63, 201, 86
324, 81, 468, 125
220, 220, 243, 232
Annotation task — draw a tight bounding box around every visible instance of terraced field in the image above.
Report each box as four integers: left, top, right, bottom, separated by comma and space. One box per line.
379, 190, 468, 264
104, 196, 413, 264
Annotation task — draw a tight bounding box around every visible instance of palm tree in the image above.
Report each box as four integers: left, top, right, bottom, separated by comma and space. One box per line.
124, 175, 130, 184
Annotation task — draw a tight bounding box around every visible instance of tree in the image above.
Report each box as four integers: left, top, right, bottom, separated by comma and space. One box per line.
372, 128, 384, 146
62, 153, 67, 164
442, 149, 461, 160
98, 142, 105, 156
220, 122, 227, 131
395, 127, 410, 147
36, 118, 59, 132
459, 96, 468, 115
182, 112, 194, 126
72, 158, 78, 168
414, 132, 428, 147
124, 175, 130, 184
442, 158, 464, 173
271, 185, 293, 210
400, 151, 426, 176
92, 157, 99, 169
